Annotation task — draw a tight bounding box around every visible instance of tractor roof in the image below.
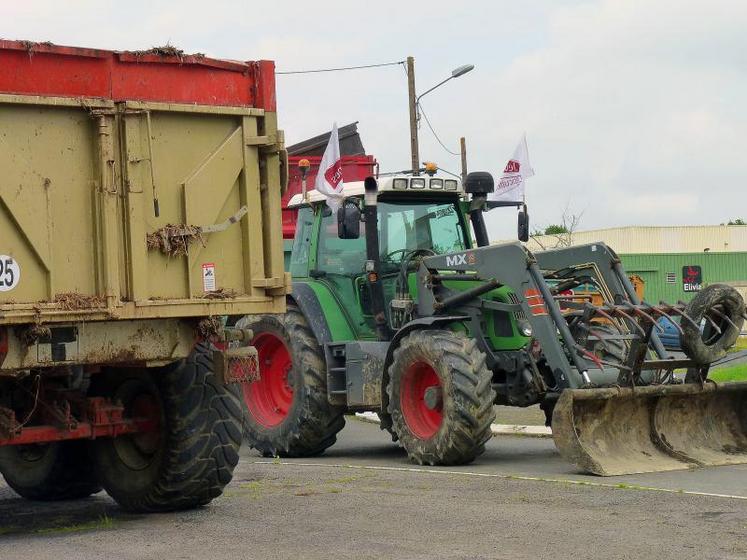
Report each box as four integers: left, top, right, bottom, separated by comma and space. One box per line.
287, 175, 463, 207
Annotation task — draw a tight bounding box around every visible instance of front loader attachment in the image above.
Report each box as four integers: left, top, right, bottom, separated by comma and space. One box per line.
418, 241, 746, 476
552, 382, 747, 476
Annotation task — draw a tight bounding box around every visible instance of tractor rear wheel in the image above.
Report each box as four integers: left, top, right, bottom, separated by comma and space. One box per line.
0, 441, 100, 501
91, 342, 243, 512
387, 329, 496, 466
237, 303, 345, 457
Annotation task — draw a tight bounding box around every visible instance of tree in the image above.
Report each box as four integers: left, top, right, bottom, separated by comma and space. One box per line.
544, 224, 569, 235
530, 206, 583, 250
728, 218, 745, 225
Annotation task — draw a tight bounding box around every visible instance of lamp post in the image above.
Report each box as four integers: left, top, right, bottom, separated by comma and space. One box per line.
406, 57, 474, 174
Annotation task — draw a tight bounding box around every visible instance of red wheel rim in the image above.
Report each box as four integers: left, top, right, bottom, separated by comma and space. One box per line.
243, 332, 293, 427
400, 361, 443, 439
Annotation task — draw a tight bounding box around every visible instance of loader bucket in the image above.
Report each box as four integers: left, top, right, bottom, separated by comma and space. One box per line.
552, 382, 747, 476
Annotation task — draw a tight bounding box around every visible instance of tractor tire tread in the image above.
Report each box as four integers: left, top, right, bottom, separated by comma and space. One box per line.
387, 329, 496, 466
240, 304, 345, 457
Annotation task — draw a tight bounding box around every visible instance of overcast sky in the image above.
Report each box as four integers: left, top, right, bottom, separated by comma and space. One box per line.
3, 0, 745, 240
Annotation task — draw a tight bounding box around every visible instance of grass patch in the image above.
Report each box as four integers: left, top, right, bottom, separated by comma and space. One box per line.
710, 364, 747, 382
294, 487, 342, 497
35, 515, 114, 535
325, 475, 365, 485
731, 337, 747, 352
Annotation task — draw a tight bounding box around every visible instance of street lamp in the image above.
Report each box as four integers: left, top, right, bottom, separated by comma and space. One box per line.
407, 56, 474, 174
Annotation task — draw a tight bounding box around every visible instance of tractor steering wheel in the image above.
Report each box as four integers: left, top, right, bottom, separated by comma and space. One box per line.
381, 248, 411, 264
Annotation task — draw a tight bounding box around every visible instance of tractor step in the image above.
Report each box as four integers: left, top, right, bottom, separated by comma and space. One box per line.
324, 341, 389, 409
325, 343, 349, 406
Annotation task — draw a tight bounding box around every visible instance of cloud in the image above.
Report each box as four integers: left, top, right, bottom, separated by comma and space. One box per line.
1, 0, 744, 240
479, 0, 747, 239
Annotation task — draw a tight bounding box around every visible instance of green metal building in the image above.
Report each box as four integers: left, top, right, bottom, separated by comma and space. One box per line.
620, 252, 747, 304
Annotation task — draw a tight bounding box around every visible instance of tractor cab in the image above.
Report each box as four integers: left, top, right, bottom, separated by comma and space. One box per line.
288, 175, 469, 266
286, 173, 524, 341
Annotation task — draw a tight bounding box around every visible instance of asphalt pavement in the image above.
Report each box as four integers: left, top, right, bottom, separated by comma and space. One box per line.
1, 419, 746, 559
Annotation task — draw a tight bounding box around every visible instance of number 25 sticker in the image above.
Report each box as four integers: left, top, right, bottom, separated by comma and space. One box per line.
0, 256, 21, 292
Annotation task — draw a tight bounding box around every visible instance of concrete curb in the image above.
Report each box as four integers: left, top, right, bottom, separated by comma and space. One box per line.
354, 412, 553, 438
490, 423, 552, 437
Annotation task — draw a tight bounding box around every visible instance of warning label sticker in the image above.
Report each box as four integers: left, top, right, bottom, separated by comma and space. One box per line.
202, 263, 216, 292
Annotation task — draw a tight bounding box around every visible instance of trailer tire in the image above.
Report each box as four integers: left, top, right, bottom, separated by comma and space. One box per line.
0, 441, 100, 501
91, 342, 243, 512
681, 284, 745, 366
236, 304, 345, 457
387, 329, 496, 466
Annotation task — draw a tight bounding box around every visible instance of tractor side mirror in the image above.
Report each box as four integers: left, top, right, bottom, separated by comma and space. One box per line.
338, 201, 361, 239
518, 206, 529, 242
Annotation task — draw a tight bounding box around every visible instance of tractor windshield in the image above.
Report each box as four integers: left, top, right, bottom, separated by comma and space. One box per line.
378, 200, 467, 269
309, 199, 468, 277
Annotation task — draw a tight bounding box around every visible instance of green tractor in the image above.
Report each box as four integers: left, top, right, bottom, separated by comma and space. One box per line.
239, 172, 747, 474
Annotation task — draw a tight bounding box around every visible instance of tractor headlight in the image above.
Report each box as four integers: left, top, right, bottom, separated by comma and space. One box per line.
518, 319, 533, 337
393, 178, 408, 190
410, 178, 426, 189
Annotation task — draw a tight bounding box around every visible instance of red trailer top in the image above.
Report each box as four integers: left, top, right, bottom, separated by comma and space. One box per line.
0, 40, 276, 110
283, 155, 377, 239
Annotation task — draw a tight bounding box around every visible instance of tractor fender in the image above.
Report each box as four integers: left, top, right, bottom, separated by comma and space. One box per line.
289, 283, 333, 346
384, 315, 470, 370
381, 315, 469, 409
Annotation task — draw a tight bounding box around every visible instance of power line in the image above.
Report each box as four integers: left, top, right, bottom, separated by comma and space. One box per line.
418, 103, 460, 156
277, 60, 405, 75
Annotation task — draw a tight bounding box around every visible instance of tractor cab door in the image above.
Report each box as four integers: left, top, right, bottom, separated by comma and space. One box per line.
314, 208, 377, 339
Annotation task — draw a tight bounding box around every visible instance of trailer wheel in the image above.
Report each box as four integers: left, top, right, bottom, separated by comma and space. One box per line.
91, 342, 243, 512
387, 330, 496, 466
681, 284, 745, 366
236, 304, 345, 457
0, 441, 100, 501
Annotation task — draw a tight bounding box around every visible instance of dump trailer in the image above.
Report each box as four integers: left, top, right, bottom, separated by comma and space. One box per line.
0, 41, 287, 511
239, 171, 747, 475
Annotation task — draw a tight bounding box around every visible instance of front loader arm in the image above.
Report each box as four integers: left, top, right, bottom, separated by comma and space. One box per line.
416, 241, 717, 390
417, 242, 591, 389
533, 242, 669, 358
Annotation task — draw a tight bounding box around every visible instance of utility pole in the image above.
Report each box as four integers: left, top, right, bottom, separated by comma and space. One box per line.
406, 56, 420, 175
459, 137, 468, 183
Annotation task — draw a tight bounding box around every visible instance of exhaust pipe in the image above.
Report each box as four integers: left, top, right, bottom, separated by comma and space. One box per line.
552, 382, 747, 476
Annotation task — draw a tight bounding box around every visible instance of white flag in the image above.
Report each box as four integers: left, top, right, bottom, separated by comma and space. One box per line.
314, 122, 344, 213
490, 134, 534, 202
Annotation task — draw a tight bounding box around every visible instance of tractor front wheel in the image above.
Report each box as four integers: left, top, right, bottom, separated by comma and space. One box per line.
237, 303, 345, 457
387, 330, 496, 466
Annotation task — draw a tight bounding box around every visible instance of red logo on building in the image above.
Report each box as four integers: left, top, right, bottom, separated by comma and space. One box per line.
682, 265, 702, 293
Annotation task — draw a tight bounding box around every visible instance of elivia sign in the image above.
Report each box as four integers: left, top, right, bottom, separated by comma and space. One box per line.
682, 265, 702, 292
